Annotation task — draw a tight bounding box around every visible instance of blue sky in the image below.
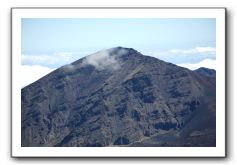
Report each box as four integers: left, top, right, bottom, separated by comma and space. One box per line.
22, 18, 215, 54
21, 18, 216, 87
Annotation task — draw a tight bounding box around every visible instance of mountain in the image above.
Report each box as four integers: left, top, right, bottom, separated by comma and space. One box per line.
21, 47, 216, 147
195, 67, 216, 78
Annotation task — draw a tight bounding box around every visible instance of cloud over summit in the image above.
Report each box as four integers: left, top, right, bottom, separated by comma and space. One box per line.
82, 48, 128, 70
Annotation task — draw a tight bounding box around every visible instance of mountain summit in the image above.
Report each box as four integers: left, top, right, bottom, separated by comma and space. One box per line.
21, 47, 216, 147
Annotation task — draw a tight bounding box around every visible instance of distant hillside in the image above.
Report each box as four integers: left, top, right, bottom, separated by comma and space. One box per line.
195, 67, 216, 77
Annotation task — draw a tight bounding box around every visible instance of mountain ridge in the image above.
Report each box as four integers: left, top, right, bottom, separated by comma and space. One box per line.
21, 47, 216, 147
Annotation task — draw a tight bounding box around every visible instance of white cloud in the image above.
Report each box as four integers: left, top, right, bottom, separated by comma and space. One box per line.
22, 54, 70, 67
143, 46, 216, 64
154, 47, 216, 56
82, 48, 127, 70
195, 47, 216, 53
21, 65, 56, 88
177, 59, 216, 70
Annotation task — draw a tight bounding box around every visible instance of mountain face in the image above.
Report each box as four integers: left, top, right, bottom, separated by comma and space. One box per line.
21, 47, 216, 147
195, 67, 216, 78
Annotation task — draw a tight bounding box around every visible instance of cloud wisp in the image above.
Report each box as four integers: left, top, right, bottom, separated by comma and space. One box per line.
82, 48, 127, 70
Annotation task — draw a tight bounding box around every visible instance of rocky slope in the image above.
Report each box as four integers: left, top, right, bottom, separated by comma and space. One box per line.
21, 47, 216, 147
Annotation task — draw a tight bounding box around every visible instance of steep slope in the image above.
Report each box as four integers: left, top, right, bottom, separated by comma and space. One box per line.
21, 47, 216, 147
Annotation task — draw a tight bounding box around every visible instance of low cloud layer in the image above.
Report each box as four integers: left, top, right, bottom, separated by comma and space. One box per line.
167, 47, 215, 54
21, 65, 55, 88
22, 51, 93, 68
21, 47, 215, 87
177, 58, 216, 70
144, 46, 216, 64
